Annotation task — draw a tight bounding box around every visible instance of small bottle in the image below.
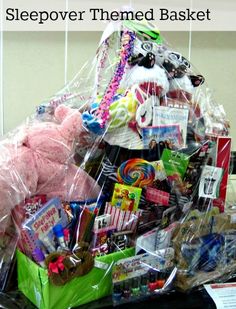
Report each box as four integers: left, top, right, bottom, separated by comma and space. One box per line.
113, 284, 122, 303
131, 277, 140, 297
123, 280, 131, 299
53, 224, 67, 249
156, 271, 166, 289
140, 275, 149, 295
148, 272, 158, 292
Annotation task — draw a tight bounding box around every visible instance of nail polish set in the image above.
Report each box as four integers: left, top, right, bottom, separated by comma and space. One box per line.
112, 252, 175, 305
112, 270, 169, 305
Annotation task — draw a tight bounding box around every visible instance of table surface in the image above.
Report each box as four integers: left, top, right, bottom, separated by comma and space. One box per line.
4, 262, 236, 309
0, 288, 217, 309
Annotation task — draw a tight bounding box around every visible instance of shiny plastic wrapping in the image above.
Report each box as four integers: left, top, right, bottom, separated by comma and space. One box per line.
0, 20, 234, 308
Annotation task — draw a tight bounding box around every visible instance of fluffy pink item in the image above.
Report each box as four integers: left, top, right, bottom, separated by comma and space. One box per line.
0, 144, 38, 233
25, 105, 101, 200
0, 105, 101, 233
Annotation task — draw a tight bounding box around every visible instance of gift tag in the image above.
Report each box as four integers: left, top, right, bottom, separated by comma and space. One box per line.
199, 165, 223, 199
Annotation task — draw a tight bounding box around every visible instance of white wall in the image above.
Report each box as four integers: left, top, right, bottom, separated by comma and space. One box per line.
2, 31, 236, 151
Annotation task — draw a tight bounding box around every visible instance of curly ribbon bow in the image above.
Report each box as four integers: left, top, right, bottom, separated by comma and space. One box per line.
48, 256, 65, 275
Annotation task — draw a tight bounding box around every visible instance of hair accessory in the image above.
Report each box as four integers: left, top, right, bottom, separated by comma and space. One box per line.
94, 30, 136, 130
48, 255, 65, 275
45, 243, 94, 286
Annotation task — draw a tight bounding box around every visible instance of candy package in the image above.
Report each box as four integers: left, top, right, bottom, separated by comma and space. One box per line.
0, 18, 234, 309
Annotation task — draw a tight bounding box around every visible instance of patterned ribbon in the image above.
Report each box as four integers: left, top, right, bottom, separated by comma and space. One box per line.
94, 29, 136, 129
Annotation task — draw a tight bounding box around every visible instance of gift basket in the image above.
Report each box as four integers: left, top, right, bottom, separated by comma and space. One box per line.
0, 19, 234, 309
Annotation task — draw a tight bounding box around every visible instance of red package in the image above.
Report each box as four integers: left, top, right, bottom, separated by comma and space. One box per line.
207, 135, 231, 212
146, 187, 170, 206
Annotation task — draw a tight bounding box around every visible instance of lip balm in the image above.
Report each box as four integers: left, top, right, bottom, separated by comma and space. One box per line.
53, 224, 67, 249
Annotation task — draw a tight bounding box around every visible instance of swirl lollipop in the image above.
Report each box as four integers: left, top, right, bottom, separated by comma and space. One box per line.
117, 158, 155, 188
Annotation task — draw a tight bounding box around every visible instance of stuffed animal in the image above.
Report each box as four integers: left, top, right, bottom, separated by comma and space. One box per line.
0, 104, 101, 234
156, 48, 207, 143
100, 35, 170, 150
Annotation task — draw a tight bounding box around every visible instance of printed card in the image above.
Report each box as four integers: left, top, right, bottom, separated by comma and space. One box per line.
111, 183, 142, 211
153, 106, 189, 147
142, 125, 181, 149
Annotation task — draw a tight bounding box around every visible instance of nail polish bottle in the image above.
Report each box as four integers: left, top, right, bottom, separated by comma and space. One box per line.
156, 271, 166, 289
113, 283, 122, 303
148, 272, 158, 292
131, 277, 140, 297
123, 280, 131, 299
140, 275, 149, 295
